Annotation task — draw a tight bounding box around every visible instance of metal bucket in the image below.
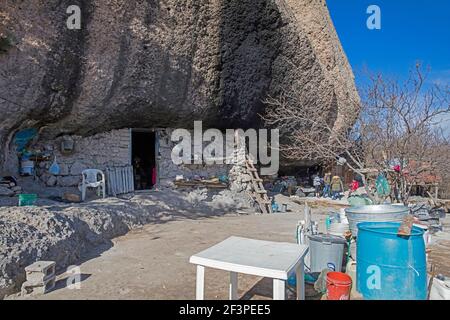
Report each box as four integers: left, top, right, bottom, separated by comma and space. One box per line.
345, 205, 409, 237
308, 234, 346, 273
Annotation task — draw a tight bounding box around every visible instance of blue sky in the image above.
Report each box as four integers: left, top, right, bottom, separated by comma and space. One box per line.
326, 0, 450, 86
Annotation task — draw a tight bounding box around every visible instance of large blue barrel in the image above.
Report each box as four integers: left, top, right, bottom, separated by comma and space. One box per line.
356, 221, 427, 300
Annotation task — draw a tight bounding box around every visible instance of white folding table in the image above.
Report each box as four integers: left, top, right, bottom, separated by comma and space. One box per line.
189, 236, 309, 300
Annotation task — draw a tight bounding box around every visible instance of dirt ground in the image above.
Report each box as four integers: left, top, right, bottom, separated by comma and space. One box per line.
9, 210, 329, 300
5, 197, 449, 300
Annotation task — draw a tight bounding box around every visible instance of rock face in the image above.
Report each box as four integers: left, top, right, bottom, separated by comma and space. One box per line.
0, 0, 360, 171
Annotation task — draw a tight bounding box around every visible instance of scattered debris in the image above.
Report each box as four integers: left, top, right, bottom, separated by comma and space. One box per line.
411, 203, 445, 233
186, 188, 208, 207
174, 179, 227, 189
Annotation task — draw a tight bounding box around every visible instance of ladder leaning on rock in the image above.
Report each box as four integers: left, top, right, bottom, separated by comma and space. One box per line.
245, 155, 272, 214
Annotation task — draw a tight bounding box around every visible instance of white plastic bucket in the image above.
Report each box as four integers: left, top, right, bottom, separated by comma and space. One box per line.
21, 160, 34, 175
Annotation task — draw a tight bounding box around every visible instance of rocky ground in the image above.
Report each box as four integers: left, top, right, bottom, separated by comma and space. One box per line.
0, 187, 256, 299
1, 187, 449, 300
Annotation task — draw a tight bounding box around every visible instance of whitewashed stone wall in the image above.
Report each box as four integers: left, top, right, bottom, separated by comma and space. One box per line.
34, 127, 236, 189
157, 129, 232, 187
37, 129, 131, 187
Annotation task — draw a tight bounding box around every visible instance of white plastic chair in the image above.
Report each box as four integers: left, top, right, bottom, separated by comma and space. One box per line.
81, 169, 106, 201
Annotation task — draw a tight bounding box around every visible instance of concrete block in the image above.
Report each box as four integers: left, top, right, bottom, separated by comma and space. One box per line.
25, 261, 56, 277
21, 276, 56, 296
26, 271, 55, 285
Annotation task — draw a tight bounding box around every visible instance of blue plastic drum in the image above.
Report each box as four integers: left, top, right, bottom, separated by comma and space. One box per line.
356, 221, 427, 300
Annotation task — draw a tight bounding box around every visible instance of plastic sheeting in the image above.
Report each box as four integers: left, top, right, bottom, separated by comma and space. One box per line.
14, 128, 37, 153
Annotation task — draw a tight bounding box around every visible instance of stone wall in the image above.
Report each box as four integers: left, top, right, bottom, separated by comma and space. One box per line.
37, 129, 131, 187
33, 128, 232, 189
157, 129, 232, 188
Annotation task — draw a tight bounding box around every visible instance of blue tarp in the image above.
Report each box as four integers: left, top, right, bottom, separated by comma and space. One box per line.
14, 128, 37, 153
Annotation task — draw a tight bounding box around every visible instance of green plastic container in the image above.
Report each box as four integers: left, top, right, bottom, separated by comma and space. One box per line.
18, 194, 37, 206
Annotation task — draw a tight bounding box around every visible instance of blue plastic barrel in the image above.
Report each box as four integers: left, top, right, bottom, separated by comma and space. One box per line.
356, 221, 427, 300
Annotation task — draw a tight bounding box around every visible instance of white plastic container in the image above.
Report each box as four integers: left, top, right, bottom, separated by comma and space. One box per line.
20, 160, 34, 175
346, 259, 358, 297
430, 277, 450, 300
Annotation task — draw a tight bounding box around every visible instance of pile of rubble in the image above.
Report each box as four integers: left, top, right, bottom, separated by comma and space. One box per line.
0, 176, 22, 197
228, 165, 253, 193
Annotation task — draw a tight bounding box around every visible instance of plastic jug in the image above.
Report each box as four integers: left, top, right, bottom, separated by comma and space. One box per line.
49, 156, 60, 175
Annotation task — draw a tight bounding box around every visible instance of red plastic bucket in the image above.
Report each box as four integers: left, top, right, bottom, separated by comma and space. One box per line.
326, 272, 352, 300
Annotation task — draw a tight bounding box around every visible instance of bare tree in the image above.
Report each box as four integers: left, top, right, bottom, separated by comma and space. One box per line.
263, 63, 450, 204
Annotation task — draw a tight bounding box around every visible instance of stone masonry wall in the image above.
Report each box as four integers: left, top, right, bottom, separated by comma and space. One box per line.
13, 126, 242, 189
35, 128, 231, 189
157, 129, 232, 188
37, 129, 131, 187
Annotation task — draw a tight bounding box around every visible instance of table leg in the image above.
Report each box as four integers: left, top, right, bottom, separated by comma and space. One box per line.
196, 265, 205, 300
229, 272, 238, 300
296, 259, 305, 300
273, 279, 286, 300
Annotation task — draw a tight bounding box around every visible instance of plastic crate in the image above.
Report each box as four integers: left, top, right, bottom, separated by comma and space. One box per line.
18, 194, 37, 206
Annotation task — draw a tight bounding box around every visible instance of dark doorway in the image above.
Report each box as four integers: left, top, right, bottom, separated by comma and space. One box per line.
131, 130, 156, 190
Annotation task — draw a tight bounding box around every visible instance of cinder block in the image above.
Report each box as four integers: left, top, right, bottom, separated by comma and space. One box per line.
26, 271, 55, 285
25, 261, 56, 278
21, 276, 56, 296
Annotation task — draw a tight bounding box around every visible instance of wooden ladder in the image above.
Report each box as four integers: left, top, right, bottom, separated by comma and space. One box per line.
245, 156, 272, 214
